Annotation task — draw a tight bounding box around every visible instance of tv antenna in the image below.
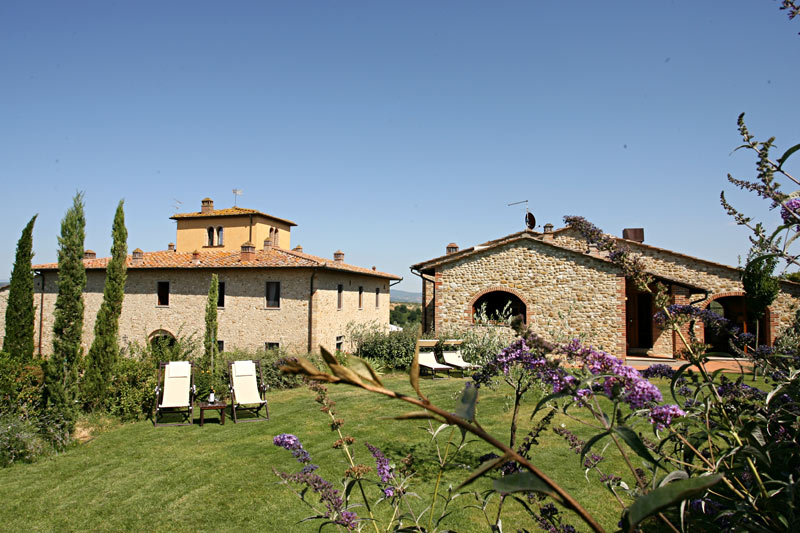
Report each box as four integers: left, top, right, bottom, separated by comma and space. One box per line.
171, 198, 183, 213
232, 188, 243, 206
508, 200, 536, 230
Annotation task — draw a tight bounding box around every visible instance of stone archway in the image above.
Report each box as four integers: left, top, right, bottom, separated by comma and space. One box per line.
469, 286, 528, 324
703, 292, 772, 354
148, 329, 176, 349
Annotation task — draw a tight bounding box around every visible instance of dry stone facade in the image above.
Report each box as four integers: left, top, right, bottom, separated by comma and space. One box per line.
413, 228, 800, 360
8, 267, 392, 357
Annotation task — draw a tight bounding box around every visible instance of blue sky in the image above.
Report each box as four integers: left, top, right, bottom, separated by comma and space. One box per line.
1, 1, 798, 291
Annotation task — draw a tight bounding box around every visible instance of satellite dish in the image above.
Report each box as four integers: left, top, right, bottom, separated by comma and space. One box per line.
525, 212, 536, 230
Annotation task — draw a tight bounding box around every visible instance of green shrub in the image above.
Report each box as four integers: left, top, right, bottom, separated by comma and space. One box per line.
104, 357, 157, 422
219, 347, 316, 391
0, 413, 46, 466
0, 355, 45, 419
347, 322, 417, 369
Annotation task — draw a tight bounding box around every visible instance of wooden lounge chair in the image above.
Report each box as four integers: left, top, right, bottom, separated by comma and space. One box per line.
154, 361, 196, 427
228, 360, 270, 423
441, 340, 477, 375
416, 340, 452, 378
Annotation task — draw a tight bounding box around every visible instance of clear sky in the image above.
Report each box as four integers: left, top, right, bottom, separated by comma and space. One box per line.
1, 1, 798, 291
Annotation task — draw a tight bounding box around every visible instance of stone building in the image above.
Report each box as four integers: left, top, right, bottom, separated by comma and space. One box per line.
411, 224, 800, 361
1, 198, 400, 356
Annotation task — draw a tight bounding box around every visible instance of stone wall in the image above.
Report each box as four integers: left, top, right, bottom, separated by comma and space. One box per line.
312, 271, 391, 352
12, 267, 391, 358
432, 239, 626, 356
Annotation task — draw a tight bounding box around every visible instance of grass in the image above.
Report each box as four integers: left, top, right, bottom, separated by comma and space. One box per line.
0, 371, 761, 532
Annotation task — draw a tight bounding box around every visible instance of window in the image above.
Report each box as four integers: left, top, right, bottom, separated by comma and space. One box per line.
207, 227, 215, 246
217, 340, 224, 352
336, 336, 344, 352
358, 286, 363, 309
337, 284, 343, 310
216, 226, 224, 246
265, 342, 280, 351
217, 281, 226, 308
375, 288, 380, 308
157, 281, 170, 306
266, 281, 280, 308
273, 228, 279, 246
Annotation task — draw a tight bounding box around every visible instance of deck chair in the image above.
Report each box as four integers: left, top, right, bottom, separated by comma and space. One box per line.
416, 340, 452, 378
154, 361, 196, 427
441, 340, 477, 375
229, 360, 270, 423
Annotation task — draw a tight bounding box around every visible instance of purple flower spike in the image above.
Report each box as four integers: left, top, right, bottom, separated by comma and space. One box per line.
274, 433, 312, 465
648, 404, 686, 430
366, 442, 399, 499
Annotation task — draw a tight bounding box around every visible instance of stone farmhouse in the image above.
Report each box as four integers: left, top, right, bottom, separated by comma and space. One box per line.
4, 198, 400, 356
411, 224, 800, 361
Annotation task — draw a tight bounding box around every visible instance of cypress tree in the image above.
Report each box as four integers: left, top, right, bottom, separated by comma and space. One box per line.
83, 200, 127, 409
44, 193, 87, 423
204, 274, 219, 374
3, 215, 37, 362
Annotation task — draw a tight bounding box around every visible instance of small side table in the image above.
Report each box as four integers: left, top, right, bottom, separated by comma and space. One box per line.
198, 402, 227, 427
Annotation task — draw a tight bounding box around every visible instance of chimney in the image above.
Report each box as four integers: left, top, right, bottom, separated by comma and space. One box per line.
201, 197, 214, 214
372, 266, 376, 271
333, 250, 345, 262
167, 243, 175, 252
83, 250, 96, 260
293, 245, 303, 253
263, 238, 272, 250
191, 250, 201, 265
622, 228, 644, 243
542, 223, 554, 241
132, 248, 144, 266
446, 243, 459, 255
241, 242, 255, 261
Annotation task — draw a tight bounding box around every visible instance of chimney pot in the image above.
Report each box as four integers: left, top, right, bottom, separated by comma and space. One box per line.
83, 250, 96, 260
132, 248, 144, 266
542, 223, 554, 241
167, 243, 175, 252
446, 243, 459, 255
201, 197, 214, 214
191, 249, 201, 265
372, 266, 376, 271
333, 250, 345, 262
293, 245, 303, 253
622, 228, 644, 243
241, 242, 256, 261
263, 238, 272, 250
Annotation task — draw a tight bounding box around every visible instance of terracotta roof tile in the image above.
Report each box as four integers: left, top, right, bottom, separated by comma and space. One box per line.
33, 248, 400, 280
169, 206, 297, 226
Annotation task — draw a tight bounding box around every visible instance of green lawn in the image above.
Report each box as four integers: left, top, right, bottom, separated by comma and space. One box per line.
0, 373, 706, 532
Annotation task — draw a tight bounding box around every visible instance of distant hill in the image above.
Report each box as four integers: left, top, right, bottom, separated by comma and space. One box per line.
390, 289, 422, 303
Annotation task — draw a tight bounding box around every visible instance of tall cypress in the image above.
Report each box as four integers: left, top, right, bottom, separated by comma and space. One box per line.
204, 274, 219, 374
83, 200, 127, 409
3, 215, 37, 362
44, 193, 87, 422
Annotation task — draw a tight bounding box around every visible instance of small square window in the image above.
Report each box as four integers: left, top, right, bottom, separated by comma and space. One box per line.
157, 281, 170, 306
265, 342, 280, 351
337, 284, 343, 310
266, 281, 280, 308
217, 340, 224, 352
218, 281, 226, 308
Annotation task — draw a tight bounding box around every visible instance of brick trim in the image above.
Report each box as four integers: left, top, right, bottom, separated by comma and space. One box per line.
148, 328, 176, 342
467, 286, 529, 324
701, 291, 776, 346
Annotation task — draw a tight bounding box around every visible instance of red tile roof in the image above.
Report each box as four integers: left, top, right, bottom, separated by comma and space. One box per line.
170, 206, 297, 227
33, 247, 400, 280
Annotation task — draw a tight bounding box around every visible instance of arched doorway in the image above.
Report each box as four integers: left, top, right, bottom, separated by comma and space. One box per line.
149, 329, 176, 350
705, 296, 768, 355
472, 290, 526, 324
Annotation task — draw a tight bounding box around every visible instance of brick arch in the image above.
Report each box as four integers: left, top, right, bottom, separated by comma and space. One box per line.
701, 291, 776, 346
148, 329, 176, 345
467, 286, 529, 324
